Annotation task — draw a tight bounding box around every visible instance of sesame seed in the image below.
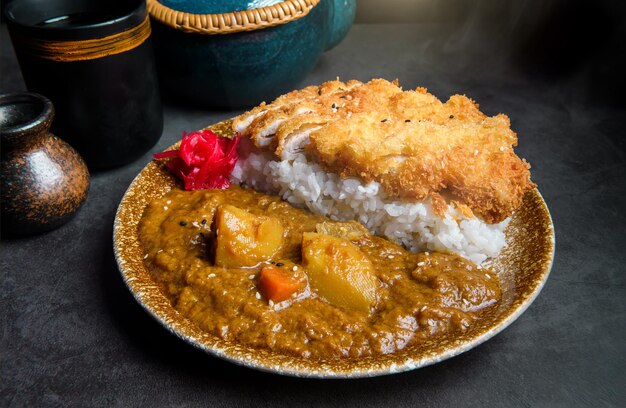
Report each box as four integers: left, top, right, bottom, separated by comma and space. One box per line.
449, 115, 454, 119
292, 266, 298, 271
500, 146, 505, 151
208, 273, 216, 278
388, 255, 395, 259
143, 254, 149, 259
268, 300, 274, 307
201, 219, 207, 225
405, 119, 411, 122
417, 261, 425, 266
276, 262, 284, 267
248, 274, 255, 280
474, 149, 479, 156
425, 251, 430, 255
166, 200, 172, 204
163, 206, 168, 210
381, 119, 388, 123
255, 292, 261, 300
179, 221, 187, 226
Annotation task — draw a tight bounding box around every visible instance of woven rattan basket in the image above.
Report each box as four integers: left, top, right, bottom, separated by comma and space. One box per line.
147, 0, 321, 34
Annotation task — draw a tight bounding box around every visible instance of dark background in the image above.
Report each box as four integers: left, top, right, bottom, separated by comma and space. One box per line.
356, 0, 626, 108
2, 0, 625, 406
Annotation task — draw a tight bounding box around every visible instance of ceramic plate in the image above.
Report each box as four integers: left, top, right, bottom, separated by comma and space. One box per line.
113, 119, 555, 378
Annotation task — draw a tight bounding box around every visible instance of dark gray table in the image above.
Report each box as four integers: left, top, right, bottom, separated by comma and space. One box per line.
2, 22, 625, 407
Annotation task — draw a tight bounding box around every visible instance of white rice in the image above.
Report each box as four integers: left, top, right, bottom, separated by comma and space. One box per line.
230, 142, 510, 265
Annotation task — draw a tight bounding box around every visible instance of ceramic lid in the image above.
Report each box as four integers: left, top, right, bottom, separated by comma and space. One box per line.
159, 0, 286, 14
147, 0, 321, 35
4, 0, 147, 40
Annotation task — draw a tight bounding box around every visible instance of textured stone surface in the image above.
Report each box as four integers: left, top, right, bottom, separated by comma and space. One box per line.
1, 21, 625, 407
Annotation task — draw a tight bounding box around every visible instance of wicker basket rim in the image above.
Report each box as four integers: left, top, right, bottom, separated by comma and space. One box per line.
147, 0, 321, 35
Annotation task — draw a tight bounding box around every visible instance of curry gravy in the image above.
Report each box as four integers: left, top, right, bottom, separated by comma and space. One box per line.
139, 186, 501, 360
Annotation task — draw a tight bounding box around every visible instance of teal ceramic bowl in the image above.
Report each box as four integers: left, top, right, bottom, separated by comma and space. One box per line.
148, 0, 356, 108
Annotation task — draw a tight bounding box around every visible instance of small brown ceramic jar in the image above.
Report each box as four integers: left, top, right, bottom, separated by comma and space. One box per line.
1, 93, 90, 236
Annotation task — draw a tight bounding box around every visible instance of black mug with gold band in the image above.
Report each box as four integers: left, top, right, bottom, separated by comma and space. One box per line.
4, 0, 163, 168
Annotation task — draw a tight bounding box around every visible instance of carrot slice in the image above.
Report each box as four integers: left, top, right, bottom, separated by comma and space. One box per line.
258, 266, 305, 303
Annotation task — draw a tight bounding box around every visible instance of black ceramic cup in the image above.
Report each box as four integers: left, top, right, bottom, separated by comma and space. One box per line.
4, 0, 163, 169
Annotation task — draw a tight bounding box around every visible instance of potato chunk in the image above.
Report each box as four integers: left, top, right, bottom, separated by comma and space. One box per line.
214, 205, 284, 268
301, 232, 378, 313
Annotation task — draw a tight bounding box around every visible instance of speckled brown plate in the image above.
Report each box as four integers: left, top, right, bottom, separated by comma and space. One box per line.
113, 119, 555, 378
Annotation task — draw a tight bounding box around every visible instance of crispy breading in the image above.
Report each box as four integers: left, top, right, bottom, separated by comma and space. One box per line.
233, 79, 366, 136
232, 79, 535, 224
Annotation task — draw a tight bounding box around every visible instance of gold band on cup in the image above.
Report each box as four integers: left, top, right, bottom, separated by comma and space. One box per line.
11, 15, 152, 62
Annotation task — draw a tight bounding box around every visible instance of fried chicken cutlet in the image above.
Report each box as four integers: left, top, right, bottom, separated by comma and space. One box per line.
232, 79, 535, 224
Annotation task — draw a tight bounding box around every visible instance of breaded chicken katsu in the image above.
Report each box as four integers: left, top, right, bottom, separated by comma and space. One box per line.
231, 79, 535, 263
233, 79, 534, 223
